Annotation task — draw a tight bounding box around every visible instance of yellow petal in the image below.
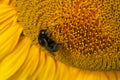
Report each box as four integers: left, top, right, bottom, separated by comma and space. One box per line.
30, 50, 45, 80
0, 5, 17, 33
0, 37, 31, 80
39, 58, 62, 80
31, 51, 74, 80
31, 51, 56, 80
0, 0, 10, 5
0, 5, 23, 61
54, 62, 70, 80
8, 45, 40, 80
0, 24, 23, 60
0, 0, 15, 6
70, 70, 120, 80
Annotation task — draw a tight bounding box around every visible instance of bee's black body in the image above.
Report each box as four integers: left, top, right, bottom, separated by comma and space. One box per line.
38, 29, 63, 52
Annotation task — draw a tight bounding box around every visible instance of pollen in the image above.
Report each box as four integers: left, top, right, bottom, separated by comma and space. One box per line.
15, 0, 120, 71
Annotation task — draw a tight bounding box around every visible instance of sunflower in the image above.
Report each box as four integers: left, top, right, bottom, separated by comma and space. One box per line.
0, 0, 120, 80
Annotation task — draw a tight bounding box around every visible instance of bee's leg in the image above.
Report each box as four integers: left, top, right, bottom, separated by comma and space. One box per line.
50, 43, 64, 52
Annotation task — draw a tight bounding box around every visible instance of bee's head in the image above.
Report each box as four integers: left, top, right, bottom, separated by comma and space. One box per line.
39, 29, 48, 38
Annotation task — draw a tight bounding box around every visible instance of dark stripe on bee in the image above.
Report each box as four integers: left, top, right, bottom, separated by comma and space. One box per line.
38, 29, 63, 52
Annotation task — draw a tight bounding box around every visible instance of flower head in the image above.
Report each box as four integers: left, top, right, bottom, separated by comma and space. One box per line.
15, 0, 120, 71
0, 0, 120, 80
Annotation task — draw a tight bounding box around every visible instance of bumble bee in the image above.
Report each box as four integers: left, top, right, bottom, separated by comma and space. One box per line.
38, 29, 63, 52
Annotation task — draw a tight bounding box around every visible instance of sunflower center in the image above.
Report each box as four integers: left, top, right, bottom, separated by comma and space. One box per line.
15, 0, 120, 71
